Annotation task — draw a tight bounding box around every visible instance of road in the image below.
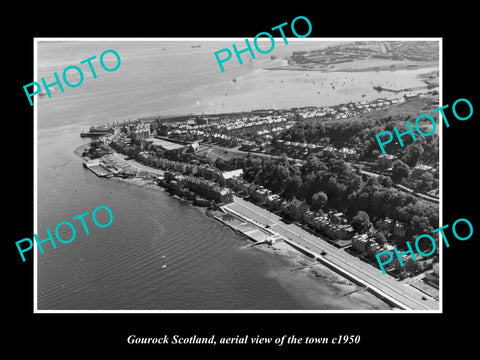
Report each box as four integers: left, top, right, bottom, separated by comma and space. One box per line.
223, 196, 439, 311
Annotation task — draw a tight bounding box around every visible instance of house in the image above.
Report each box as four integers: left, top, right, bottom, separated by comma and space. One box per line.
221, 169, 244, 180
326, 224, 354, 240
302, 210, 317, 224
378, 217, 394, 232
288, 199, 310, 221
352, 234, 370, 253
186, 142, 200, 153
251, 186, 272, 204
328, 211, 345, 225
266, 194, 282, 210
338, 147, 357, 160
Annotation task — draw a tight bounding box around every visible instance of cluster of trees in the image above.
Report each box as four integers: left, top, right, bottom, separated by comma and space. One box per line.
83, 141, 107, 159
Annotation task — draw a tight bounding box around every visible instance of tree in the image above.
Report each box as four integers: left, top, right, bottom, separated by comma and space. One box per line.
392, 160, 411, 181
310, 191, 328, 211
282, 175, 302, 200
381, 175, 393, 188
352, 211, 371, 233
403, 143, 424, 167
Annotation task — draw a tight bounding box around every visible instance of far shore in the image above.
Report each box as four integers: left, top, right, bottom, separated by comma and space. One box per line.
265, 59, 438, 73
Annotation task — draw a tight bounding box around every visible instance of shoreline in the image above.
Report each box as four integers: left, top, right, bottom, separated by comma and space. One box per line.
73, 143, 392, 310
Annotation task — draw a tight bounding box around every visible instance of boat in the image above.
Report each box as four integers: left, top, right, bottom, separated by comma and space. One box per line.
161, 255, 166, 259
162, 264, 167, 269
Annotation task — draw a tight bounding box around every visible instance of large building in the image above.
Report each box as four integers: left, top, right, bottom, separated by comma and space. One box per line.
163, 171, 233, 204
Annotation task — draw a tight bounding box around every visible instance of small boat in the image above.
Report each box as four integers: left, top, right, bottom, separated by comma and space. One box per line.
162, 264, 167, 269
161, 255, 166, 259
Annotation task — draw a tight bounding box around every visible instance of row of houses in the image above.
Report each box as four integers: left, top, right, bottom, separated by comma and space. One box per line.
226, 177, 272, 203
217, 115, 290, 131
352, 233, 435, 275
265, 194, 355, 240
163, 171, 233, 204
275, 140, 359, 160
298, 98, 405, 120
142, 157, 244, 188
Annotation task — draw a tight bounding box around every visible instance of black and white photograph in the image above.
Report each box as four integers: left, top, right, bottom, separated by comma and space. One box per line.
34, 39, 441, 312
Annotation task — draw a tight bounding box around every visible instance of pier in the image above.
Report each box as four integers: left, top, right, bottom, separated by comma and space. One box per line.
82, 159, 114, 177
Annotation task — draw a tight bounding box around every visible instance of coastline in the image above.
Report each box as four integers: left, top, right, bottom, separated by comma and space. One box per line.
73, 143, 392, 310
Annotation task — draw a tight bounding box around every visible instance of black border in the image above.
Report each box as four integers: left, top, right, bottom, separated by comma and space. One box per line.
6, 6, 478, 355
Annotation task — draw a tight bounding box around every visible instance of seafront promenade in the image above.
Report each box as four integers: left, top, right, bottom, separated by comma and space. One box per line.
223, 196, 439, 311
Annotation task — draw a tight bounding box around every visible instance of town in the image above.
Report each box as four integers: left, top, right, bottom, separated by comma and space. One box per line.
79, 89, 440, 310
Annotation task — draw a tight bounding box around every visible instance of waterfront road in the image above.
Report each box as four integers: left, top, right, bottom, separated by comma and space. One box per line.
224, 196, 439, 311
109, 152, 165, 176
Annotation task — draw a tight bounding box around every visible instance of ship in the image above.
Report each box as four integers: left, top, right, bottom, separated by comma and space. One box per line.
191, 45, 201, 48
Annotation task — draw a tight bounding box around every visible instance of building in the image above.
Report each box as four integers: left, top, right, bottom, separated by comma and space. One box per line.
221, 169, 244, 180
338, 147, 357, 160
328, 211, 345, 225
186, 142, 200, 153
163, 171, 233, 203
352, 234, 370, 253
251, 186, 271, 204
266, 194, 282, 210
302, 210, 317, 224
378, 217, 394, 232
424, 262, 439, 288
413, 164, 434, 177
